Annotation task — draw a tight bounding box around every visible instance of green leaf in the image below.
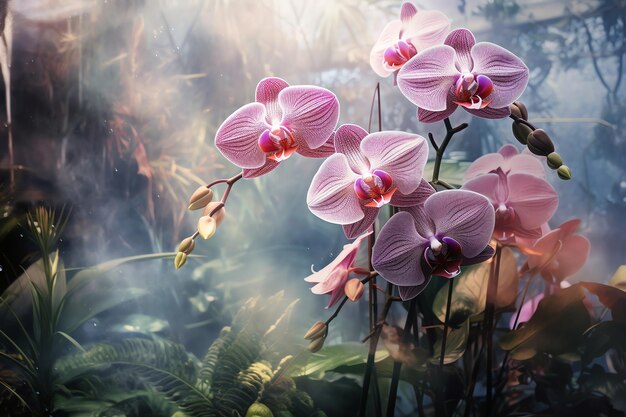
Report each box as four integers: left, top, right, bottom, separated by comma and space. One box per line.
581, 321, 626, 363
581, 281, 626, 323
430, 319, 470, 365
499, 284, 591, 360
290, 343, 388, 379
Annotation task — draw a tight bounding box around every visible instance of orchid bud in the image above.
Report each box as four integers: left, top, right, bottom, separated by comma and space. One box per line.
526, 129, 555, 156
202, 202, 225, 226
304, 321, 327, 340
174, 251, 187, 269
344, 278, 365, 302
510, 101, 528, 120
197, 216, 217, 240
188, 186, 214, 210
546, 152, 563, 170
308, 336, 325, 353
178, 237, 195, 254
245, 402, 274, 417
512, 122, 532, 145
557, 165, 572, 180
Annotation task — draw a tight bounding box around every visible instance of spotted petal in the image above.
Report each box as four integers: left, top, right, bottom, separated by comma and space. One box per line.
255, 77, 289, 124
471, 42, 529, 109
279, 86, 339, 149
372, 211, 428, 287
215, 102, 269, 169
360, 131, 428, 194
397, 45, 459, 111
307, 153, 362, 224
425, 190, 495, 258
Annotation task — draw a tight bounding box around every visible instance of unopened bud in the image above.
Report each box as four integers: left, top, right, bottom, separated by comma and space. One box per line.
526, 129, 555, 156
245, 402, 274, 417
188, 186, 214, 210
202, 202, 225, 226
344, 278, 365, 302
546, 152, 563, 170
308, 336, 325, 353
178, 237, 195, 254
304, 321, 327, 340
174, 251, 187, 269
510, 101, 528, 120
557, 165, 572, 180
512, 122, 533, 145
197, 216, 217, 240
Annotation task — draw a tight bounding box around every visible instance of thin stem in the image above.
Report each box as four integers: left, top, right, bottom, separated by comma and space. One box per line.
368, 83, 380, 133
439, 278, 455, 369
430, 118, 469, 184
208, 172, 243, 217
325, 296, 349, 326
484, 245, 502, 417
510, 113, 536, 130
386, 300, 417, 417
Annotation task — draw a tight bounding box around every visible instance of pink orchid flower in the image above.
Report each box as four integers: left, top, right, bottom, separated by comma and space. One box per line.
372, 189, 495, 300
397, 28, 529, 123
464, 144, 545, 181
463, 168, 558, 243
370, 2, 450, 78
305, 232, 370, 308
525, 219, 590, 284
215, 77, 339, 178
306, 124, 429, 239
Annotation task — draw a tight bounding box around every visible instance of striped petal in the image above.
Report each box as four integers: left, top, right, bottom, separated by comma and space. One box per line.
215, 102, 268, 169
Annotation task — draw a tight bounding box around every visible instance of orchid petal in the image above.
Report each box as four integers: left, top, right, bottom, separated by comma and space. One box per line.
255, 77, 289, 124
343, 206, 379, 239
462, 245, 495, 265
334, 124, 370, 174
361, 131, 428, 194
444, 28, 475, 72
215, 102, 268, 169
297, 132, 335, 158
417, 90, 458, 123
499, 144, 519, 158
370, 20, 404, 77
397, 45, 458, 112
307, 154, 363, 224
462, 173, 501, 205
507, 173, 558, 230
552, 235, 590, 281
390, 178, 435, 207
399, 282, 431, 300
403, 9, 451, 51
464, 105, 511, 119
425, 190, 495, 258
242, 159, 280, 178
279, 86, 339, 149
471, 42, 529, 109
400, 2, 418, 25
372, 212, 428, 287
463, 153, 505, 181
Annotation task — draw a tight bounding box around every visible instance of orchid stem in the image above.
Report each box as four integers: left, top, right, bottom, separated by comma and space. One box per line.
439, 277, 455, 369
484, 245, 502, 417
386, 299, 417, 417
207, 172, 243, 217
430, 118, 468, 185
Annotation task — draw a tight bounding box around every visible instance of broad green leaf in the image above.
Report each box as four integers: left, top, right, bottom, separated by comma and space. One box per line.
430, 319, 470, 365
291, 343, 388, 379
581, 321, 626, 363
581, 281, 626, 323
499, 284, 591, 360
433, 247, 518, 326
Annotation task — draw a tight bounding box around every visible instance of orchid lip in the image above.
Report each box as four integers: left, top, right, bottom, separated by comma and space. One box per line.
354, 169, 396, 207
453, 73, 494, 109
383, 39, 418, 70
258, 125, 297, 161
423, 236, 464, 279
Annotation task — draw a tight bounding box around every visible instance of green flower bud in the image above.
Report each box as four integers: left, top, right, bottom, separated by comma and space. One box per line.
308, 337, 325, 353
546, 152, 563, 170
512, 122, 533, 145
174, 252, 187, 269
177, 237, 195, 254
557, 165, 572, 180
304, 321, 327, 340
527, 129, 555, 156
245, 402, 274, 417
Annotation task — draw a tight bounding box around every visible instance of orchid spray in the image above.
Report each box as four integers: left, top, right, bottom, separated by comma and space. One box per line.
174, 3, 610, 417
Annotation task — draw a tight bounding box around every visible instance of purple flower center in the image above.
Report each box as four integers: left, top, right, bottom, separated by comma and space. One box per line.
354, 169, 396, 208
493, 203, 517, 241
258, 125, 298, 162
383, 39, 418, 70
452, 73, 494, 110
423, 236, 463, 278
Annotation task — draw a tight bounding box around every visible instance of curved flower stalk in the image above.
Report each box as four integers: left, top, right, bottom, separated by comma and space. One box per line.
372, 189, 495, 300
370, 2, 450, 79
463, 168, 558, 243
463, 144, 545, 181
306, 124, 429, 238
397, 28, 529, 123
304, 232, 371, 308
215, 77, 339, 178
524, 219, 590, 283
